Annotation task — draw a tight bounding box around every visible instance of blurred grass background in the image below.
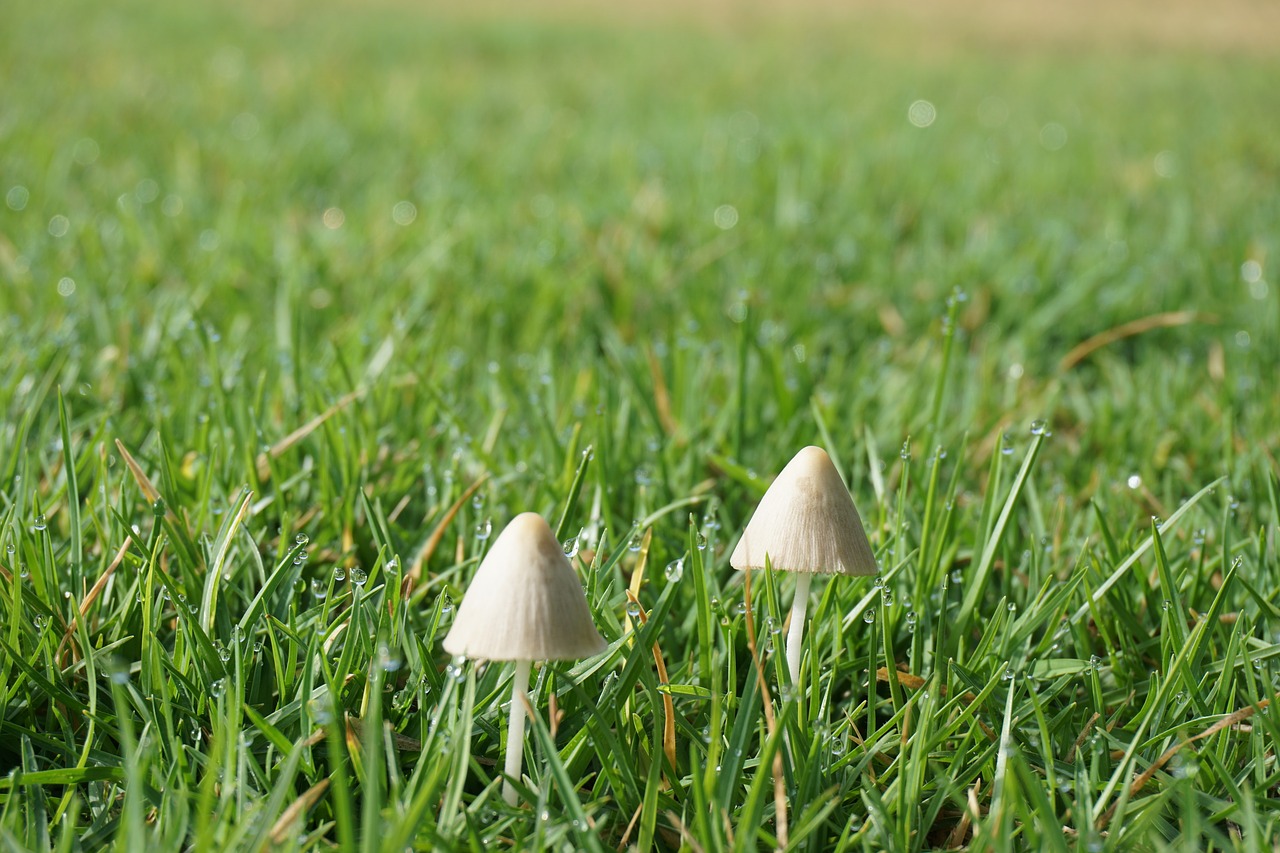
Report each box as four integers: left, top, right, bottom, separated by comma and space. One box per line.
1, 0, 1279, 847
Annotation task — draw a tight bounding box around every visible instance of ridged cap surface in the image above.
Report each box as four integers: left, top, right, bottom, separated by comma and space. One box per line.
443, 513, 607, 661
730, 446, 877, 576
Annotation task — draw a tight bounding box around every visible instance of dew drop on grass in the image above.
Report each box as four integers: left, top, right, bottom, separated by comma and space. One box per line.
664, 558, 684, 582
881, 588, 894, 607
152, 499, 166, 517
696, 532, 708, 551
1001, 433, 1014, 455
562, 532, 580, 559
350, 568, 367, 587
33, 514, 47, 531
950, 570, 963, 584
5, 543, 13, 556
19, 565, 29, 580
333, 566, 346, 582
1161, 599, 1172, 611
378, 644, 402, 672
899, 440, 911, 461
625, 601, 641, 618
475, 518, 492, 540
863, 608, 876, 624
627, 532, 643, 552
905, 611, 917, 626
211, 679, 226, 698
735, 601, 747, 616
440, 595, 454, 615
311, 579, 327, 599
1030, 419, 1047, 435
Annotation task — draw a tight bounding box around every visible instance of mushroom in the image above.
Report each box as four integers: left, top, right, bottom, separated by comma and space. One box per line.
730, 446, 877, 685
443, 511, 606, 807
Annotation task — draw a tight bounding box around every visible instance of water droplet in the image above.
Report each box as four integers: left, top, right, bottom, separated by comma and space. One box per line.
1126, 474, 1142, 490
1030, 419, 1047, 436
471, 493, 485, 511
863, 608, 876, 624
152, 499, 166, 518
1007, 602, 1017, 612
900, 440, 912, 461
627, 532, 643, 552
211, 678, 226, 697
350, 568, 367, 587
32, 514, 47, 531
440, 595, 454, 615
333, 566, 347, 582
562, 532, 580, 559
950, 570, 963, 584
696, 532, 708, 551
1001, 433, 1015, 455
378, 643, 402, 672
881, 588, 894, 607
311, 579, 327, 599
1089, 655, 1102, 671
19, 565, 30, 580
475, 518, 492, 540
1003, 667, 1014, 681
735, 601, 747, 616
625, 601, 641, 618
664, 558, 684, 582
1161, 599, 1172, 612
294, 533, 309, 546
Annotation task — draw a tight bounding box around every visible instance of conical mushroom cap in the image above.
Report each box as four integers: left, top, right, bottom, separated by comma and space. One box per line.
443, 512, 607, 661
730, 446, 877, 575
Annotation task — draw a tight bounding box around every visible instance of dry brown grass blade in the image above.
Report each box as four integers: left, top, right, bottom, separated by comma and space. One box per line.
946, 777, 983, 849
743, 570, 788, 849
876, 667, 994, 740
646, 346, 678, 438
1098, 695, 1273, 830
1059, 311, 1215, 371
627, 589, 679, 775
114, 439, 162, 504
57, 536, 135, 659
402, 472, 489, 598
254, 388, 363, 481
267, 778, 330, 846
1067, 712, 1101, 764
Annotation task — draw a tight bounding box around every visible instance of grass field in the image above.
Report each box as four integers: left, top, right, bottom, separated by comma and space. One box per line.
2, 0, 1280, 849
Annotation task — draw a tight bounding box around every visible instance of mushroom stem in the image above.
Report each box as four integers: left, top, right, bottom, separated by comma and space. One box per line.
785, 573, 813, 685
503, 659, 532, 807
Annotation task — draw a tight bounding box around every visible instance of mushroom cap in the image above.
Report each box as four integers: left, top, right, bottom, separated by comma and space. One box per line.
730, 446, 877, 575
443, 512, 607, 661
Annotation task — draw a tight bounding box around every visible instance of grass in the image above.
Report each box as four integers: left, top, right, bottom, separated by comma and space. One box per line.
2, 0, 1280, 849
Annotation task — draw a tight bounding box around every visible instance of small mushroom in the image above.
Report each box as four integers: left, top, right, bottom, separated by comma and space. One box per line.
730, 446, 877, 685
443, 512, 606, 806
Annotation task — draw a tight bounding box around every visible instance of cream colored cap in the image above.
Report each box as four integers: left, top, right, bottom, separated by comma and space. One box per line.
443, 512, 607, 661
729, 446, 877, 575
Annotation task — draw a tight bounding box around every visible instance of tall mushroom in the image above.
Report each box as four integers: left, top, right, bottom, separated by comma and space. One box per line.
730, 446, 877, 685
443, 512, 606, 806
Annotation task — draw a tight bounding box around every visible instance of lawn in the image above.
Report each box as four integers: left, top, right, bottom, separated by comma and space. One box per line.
2, 0, 1279, 849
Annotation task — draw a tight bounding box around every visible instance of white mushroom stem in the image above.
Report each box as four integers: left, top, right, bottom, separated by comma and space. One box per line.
785, 573, 813, 686
503, 659, 532, 807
